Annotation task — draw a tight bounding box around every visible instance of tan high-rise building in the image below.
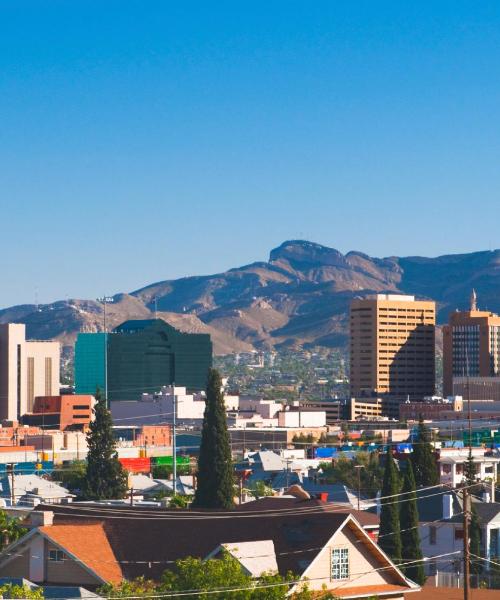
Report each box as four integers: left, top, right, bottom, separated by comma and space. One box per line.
0, 324, 60, 421
443, 290, 500, 397
350, 294, 435, 400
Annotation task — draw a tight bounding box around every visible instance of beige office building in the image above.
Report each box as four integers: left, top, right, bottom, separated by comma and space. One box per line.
350, 294, 435, 401
442, 291, 500, 397
0, 324, 60, 421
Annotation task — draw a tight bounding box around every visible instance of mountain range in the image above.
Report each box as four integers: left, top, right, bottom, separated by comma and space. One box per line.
2, 240, 500, 354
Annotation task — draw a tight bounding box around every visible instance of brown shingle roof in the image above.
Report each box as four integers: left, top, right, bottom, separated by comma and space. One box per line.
40, 523, 123, 584
41, 501, 353, 581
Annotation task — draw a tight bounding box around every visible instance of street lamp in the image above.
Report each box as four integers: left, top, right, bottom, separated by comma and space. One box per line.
96, 296, 114, 404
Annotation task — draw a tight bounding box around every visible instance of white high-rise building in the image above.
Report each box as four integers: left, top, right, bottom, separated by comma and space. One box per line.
0, 324, 60, 421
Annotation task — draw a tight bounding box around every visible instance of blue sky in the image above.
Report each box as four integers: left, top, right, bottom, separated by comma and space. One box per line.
2, 1, 500, 307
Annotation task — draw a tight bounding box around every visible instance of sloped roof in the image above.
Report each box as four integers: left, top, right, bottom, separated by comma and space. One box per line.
40, 499, 353, 581
39, 523, 123, 584
216, 540, 278, 577
0, 475, 73, 501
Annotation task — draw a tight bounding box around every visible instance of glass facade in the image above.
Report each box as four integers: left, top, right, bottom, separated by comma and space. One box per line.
74, 320, 212, 401
74, 332, 107, 395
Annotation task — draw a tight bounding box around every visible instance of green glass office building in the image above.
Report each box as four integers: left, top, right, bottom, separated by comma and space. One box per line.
74, 319, 212, 401
74, 332, 107, 395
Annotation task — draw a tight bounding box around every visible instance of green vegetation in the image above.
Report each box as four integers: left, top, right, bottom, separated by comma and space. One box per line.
247, 480, 274, 499
0, 584, 43, 599
0, 510, 27, 551
378, 452, 402, 563
470, 505, 482, 577
100, 553, 324, 599
51, 460, 87, 493
319, 451, 383, 498
399, 461, 425, 585
82, 388, 128, 500
411, 418, 439, 488
152, 463, 190, 479
193, 369, 235, 509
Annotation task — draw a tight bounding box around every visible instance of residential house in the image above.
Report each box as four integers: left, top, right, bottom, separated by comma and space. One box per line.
438, 447, 500, 487
0, 497, 419, 598
0, 474, 74, 506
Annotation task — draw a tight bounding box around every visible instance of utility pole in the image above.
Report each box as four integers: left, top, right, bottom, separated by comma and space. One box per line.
97, 296, 113, 406
463, 487, 471, 600
172, 383, 177, 495
6, 463, 15, 506
354, 464, 363, 511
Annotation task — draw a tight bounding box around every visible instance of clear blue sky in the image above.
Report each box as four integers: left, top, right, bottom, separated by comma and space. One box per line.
2, 1, 500, 308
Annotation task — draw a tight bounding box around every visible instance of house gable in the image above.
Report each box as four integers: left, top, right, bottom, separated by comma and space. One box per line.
298, 515, 418, 596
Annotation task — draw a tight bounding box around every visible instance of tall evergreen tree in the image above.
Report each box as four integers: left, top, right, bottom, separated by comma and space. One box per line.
469, 505, 482, 578
193, 369, 234, 509
83, 388, 128, 500
399, 461, 425, 584
411, 417, 439, 488
379, 452, 402, 563
464, 449, 477, 487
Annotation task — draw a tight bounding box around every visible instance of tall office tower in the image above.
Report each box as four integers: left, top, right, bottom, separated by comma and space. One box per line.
0, 323, 60, 421
442, 290, 500, 397
350, 294, 436, 401
75, 319, 213, 401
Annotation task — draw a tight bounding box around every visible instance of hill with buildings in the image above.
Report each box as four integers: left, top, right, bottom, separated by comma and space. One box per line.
2, 240, 500, 354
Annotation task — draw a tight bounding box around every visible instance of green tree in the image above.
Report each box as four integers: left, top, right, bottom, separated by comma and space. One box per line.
469, 505, 482, 577
193, 369, 234, 509
399, 461, 425, 585
51, 460, 87, 494
100, 555, 313, 600
0, 510, 27, 551
82, 388, 128, 500
463, 450, 477, 487
160, 553, 259, 600
379, 452, 402, 563
248, 480, 274, 499
411, 418, 439, 488
98, 576, 157, 598
0, 584, 43, 599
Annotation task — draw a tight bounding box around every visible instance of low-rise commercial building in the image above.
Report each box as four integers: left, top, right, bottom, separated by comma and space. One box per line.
21, 395, 95, 431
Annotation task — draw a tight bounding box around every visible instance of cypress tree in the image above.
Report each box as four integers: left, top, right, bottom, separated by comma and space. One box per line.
399, 461, 425, 584
469, 506, 482, 578
193, 369, 234, 509
83, 388, 128, 500
464, 449, 477, 487
411, 417, 439, 488
379, 452, 402, 563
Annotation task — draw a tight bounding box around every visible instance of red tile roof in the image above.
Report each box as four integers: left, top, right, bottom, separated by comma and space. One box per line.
40, 523, 123, 584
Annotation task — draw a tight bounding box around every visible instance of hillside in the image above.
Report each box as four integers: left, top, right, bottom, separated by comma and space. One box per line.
2, 240, 500, 354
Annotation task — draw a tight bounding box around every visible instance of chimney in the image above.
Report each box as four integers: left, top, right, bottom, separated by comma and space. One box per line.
30, 511, 54, 527
442, 494, 453, 520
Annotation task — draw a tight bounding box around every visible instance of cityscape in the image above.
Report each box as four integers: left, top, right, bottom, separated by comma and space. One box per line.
1, 4, 500, 600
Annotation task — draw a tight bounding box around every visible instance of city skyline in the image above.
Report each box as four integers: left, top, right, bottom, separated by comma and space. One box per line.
3, 2, 500, 306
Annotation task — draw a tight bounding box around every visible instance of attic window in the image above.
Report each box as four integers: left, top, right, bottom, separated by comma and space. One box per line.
49, 550, 65, 562
331, 548, 349, 580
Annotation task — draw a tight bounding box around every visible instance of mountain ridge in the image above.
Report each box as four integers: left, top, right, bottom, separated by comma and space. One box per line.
2, 240, 500, 354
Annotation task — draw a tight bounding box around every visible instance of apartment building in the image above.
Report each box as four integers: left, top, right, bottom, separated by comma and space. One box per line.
443, 291, 500, 396
350, 294, 435, 402
0, 324, 60, 421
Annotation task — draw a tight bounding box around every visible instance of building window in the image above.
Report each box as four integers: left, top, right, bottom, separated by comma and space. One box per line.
331, 548, 349, 580
49, 550, 65, 562
454, 528, 464, 540
429, 526, 437, 545
45, 357, 53, 396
